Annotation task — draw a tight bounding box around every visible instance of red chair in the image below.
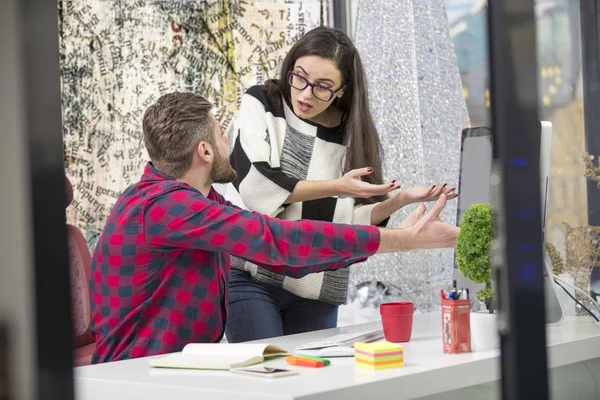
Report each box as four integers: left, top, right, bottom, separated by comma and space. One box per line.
65, 176, 96, 366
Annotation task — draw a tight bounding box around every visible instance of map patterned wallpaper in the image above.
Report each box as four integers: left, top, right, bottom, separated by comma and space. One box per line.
59, 0, 326, 247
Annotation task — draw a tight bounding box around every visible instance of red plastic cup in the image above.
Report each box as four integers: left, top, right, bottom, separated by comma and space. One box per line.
380, 302, 415, 343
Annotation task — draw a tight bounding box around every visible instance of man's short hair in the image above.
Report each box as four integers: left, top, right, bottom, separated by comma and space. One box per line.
142, 92, 215, 178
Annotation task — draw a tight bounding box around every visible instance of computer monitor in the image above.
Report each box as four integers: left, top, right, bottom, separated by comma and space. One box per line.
540, 121, 552, 246
454, 122, 563, 324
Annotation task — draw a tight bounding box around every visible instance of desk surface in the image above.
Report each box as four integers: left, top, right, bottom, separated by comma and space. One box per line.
74, 314, 600, 400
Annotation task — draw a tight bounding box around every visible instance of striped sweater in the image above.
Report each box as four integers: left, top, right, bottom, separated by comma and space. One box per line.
224, 85, 380, 305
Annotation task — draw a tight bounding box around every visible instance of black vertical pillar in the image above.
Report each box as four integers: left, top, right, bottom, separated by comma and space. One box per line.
580, 1, 600, 225
21, 0, 75, 399
487, 1, 549, 399
332, 0, 349, 33
580, 0, 600, 303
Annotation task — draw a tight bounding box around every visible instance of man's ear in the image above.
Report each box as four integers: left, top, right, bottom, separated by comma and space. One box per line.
196, 141, 214, 163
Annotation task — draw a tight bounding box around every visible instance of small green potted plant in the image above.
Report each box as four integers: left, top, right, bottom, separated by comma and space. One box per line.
456, 203, 494, 312
455, 203, 498, 350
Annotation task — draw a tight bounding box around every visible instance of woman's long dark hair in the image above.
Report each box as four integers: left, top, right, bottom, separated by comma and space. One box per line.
266, 26, 387, 205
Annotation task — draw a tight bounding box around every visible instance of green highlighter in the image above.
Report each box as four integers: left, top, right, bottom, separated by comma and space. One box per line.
295, 354, 331, 366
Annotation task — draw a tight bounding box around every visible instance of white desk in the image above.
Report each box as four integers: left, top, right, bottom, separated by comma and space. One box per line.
74, 314, 600, 400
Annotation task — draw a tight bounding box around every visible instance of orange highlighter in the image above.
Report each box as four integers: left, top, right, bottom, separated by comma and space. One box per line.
285, 355, 324, 368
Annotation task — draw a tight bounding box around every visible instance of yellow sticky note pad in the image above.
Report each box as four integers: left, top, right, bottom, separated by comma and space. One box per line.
354, 341, 403, 355
355, 353, 403, 363
354, 341, 404, 370
355, 357, 404, 370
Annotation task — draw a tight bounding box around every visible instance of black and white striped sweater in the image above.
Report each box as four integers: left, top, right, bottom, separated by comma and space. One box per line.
224, 85, 380, 305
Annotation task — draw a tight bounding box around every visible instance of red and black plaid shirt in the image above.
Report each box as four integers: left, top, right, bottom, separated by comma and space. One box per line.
89, 163, 380, 363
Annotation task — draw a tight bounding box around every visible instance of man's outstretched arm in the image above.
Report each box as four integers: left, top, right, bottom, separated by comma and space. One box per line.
144, 188, 458, 279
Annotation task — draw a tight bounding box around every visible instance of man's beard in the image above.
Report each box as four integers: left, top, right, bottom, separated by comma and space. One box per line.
210, 150, 238, 184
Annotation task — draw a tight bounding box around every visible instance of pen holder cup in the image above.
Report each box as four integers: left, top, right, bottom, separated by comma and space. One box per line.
380, 302, 414, 343
441, 299, 471, 354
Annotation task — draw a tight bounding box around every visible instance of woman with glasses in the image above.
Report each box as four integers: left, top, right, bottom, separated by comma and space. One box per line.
224, 26, 456, 343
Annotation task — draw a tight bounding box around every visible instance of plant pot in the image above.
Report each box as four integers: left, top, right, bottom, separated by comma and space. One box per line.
470, 311, 499, 351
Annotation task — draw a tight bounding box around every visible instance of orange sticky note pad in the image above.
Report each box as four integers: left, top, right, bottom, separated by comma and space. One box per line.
286, 356, 324, 368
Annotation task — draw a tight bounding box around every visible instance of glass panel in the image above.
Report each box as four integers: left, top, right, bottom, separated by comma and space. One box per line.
444, 0, 600, 397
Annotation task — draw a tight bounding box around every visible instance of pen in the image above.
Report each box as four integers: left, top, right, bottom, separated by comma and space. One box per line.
294, 354, 331, 366
286, 356, 324, 368
449, 279, 458, 300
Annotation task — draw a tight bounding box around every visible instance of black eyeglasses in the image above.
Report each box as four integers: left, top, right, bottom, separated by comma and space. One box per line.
287, 71, 344, 102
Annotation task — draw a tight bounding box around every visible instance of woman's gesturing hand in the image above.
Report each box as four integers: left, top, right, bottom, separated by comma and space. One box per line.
336, 167, 400, 198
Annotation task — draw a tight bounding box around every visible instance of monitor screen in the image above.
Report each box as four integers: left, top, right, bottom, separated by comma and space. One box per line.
456, 127, 493, 226
454, 123, 563, 324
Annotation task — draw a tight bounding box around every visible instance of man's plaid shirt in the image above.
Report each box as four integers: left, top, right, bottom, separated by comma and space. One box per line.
89, 163, 380, 363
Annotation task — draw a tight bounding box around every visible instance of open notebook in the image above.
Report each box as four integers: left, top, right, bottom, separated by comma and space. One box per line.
148, 343, 288, 370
